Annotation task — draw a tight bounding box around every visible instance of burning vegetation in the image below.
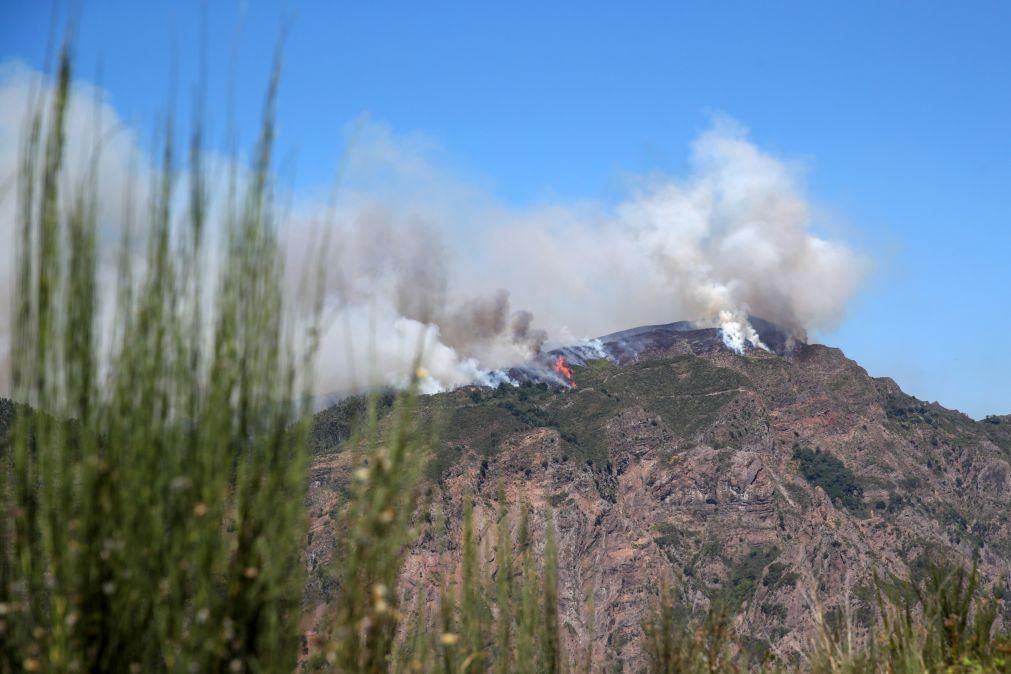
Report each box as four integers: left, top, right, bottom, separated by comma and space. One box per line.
553, 355, 576, 388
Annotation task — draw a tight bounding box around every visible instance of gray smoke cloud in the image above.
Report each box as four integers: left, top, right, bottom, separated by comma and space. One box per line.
290, 200, 550, 393
0, 63, 867, 398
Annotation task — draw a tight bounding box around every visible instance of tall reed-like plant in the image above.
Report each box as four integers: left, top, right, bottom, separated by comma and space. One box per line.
312, 384, 431, 672
0, 39, 318, 673
806, 563, 1011, 674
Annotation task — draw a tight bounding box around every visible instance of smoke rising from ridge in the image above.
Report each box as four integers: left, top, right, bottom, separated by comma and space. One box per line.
481, 119, 867, 347
0, 63, 867, 397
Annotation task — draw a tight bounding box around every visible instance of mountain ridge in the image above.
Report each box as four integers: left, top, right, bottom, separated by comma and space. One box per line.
305, 320, 1011, 670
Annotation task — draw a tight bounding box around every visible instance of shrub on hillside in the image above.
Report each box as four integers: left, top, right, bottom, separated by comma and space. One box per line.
792, 445, 864, 512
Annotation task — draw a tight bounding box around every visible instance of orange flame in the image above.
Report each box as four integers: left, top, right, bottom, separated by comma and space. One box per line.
554, 356, 576, 388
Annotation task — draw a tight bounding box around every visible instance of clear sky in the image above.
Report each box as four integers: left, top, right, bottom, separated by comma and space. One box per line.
1, 1, 1009, 418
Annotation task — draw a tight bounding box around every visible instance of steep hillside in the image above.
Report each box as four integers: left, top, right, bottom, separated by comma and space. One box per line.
305, 325, 1011, 670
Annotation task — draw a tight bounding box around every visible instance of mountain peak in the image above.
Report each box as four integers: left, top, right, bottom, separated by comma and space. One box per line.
502, 317, 801, 389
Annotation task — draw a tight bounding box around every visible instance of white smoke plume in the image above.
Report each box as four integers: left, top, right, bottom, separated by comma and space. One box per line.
481, 118, 867, 349
0, 62, 867, 398
0, 61, 150, 396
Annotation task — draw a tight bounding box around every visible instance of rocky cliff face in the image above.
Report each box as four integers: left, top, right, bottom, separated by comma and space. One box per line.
305, 324, 1011, 670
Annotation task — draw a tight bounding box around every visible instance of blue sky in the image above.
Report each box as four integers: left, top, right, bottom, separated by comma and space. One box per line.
1, 1, 1009, 418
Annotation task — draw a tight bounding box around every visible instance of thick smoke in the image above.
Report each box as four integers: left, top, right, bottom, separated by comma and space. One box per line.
296, 204, 547, 393
625, 120, 864, 343
481, 119, 867, 349
0, 63, 867, 399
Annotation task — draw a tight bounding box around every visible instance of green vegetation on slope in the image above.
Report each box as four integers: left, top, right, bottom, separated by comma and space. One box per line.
412, 355, 749, 485
715, 546, 780, 612
0, 398, 14, 439
606, 356, 748, 437
310, 390, 396, 455
792, 445, 864, 512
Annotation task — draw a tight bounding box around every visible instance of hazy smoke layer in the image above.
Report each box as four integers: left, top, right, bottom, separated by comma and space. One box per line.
0, 63, 866, 397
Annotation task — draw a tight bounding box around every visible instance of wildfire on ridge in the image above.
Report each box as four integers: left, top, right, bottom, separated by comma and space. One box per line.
553, 356, 576, 388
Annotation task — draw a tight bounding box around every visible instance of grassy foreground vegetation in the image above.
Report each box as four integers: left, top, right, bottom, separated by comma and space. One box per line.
1, 41, 313, 672
2, 40, 1010, 673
